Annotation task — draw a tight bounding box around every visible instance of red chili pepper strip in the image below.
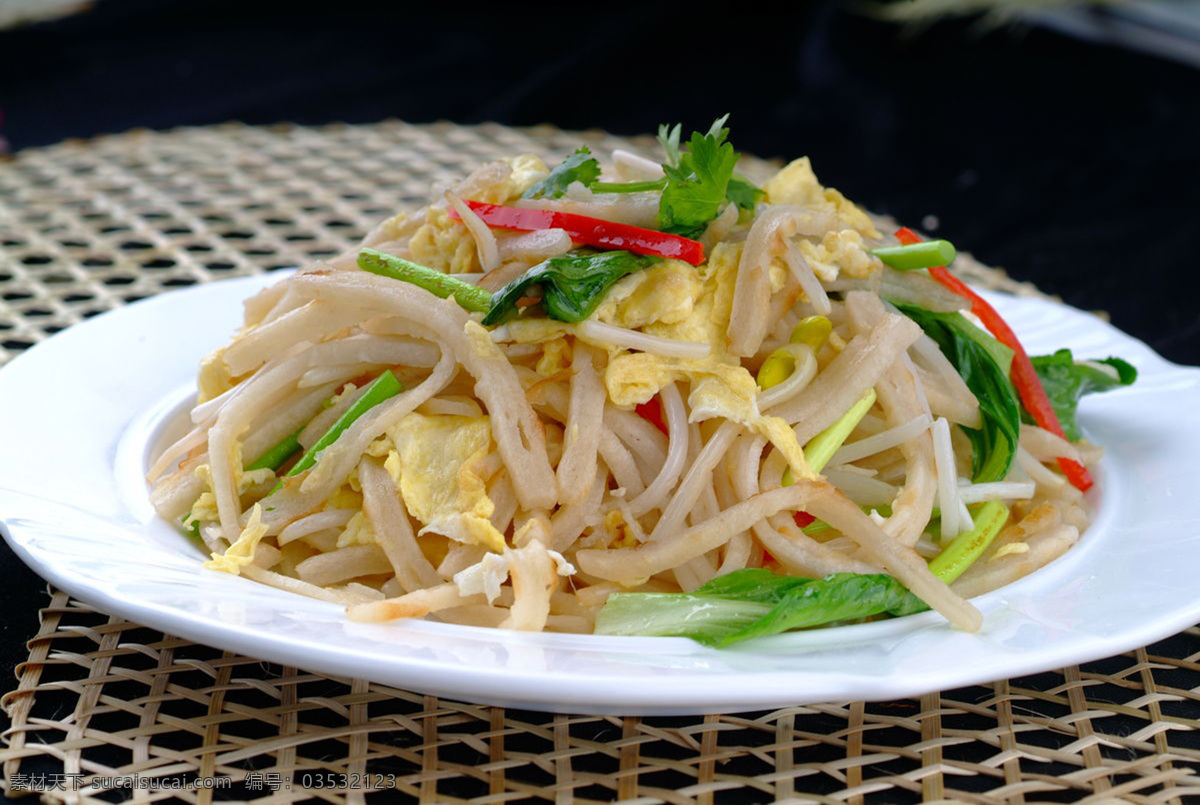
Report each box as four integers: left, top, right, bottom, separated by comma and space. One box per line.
894, 227, 1093, 491
634, 396, 668, 436
458, 200, 706, 266
793, 512, 815, 528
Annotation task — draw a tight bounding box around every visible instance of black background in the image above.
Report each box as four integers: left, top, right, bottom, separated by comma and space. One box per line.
0, 1, 1197, 679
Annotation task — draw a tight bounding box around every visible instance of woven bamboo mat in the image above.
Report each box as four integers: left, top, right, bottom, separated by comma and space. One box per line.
0, 120, 1197, 803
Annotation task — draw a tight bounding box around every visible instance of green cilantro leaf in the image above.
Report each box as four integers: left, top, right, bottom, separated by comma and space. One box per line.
657, 122, 683, 168
704, 113, 731, 139
540, 116, 764, 235
727, 174, 764, 211
522, 146, 602, 199
658, 121, 739, 238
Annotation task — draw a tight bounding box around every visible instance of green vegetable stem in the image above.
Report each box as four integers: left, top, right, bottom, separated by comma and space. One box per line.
871, 240, 957, 271
927, 500, 1009, 583
804, 389, 877, 473
245, 427, 304, 472
358, 249, 493, 313
268, 370, 404, 494
588, 178, 668, 194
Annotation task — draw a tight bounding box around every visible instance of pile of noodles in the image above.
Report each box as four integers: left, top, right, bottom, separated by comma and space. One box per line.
147, 151, 1097, 635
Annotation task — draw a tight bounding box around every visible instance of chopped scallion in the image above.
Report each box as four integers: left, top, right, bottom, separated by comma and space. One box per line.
245, 427, 303, 472
871, 239, 957, 271
358, 248, 493, 313
783, 388, 877, 487
804, 389, 878, 473
268, 370, 404, 494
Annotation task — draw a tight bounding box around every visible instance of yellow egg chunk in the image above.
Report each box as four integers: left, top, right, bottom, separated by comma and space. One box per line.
205, 504, 269, 575
336, 511, 377, 548
536, 336, 573, 377
407, 154, 549, 274
596, 238, 813, 483
604, 352, 684, 407
384, 412, 506, 553
796, 229, 880, 281
196, 348, 233, 402
408, 206, 478, 274
505, 318, 573, 344
763, 157, 880, 239
503, 154, 551, 198
594, 260, 702, 330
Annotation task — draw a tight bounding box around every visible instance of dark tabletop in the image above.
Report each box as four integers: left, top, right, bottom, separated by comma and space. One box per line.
1, 0, 1197, 682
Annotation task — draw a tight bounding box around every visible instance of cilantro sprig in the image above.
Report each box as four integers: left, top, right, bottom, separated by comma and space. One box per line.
522, 146, 602, 199
525, 116, 763, 237
659, 115, 763, 226
656, 116, 741, 238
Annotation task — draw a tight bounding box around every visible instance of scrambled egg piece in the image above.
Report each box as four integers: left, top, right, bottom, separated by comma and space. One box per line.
188, 460, 276, 529
796, 229, 880, 282
205, 503, 268, 575
464, 320, 505, 361
336, 511, 376, 548
409, 206, 478, 274
599, 242, 815, 481
382, 412, 507, 552
604, 509, 642, 549
329, 381, 360, 408
197, 349, 233, 403
327, 483, 364, 510
365, 436, 392, 459
594, 260, 701, 329
763, 157, 880, 239
601, 242, 746, 410
408, 155, 549, 273
504, 318, 573, 345
536, 336, 572, 377
769, 262, 790, 293
504, 154, 550, 198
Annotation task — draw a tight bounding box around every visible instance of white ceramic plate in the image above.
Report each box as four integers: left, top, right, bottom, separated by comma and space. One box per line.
2, 274, 1198, 715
